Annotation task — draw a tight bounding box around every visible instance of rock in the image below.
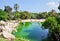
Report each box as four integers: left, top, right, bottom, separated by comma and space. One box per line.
0, 20, 19, 40
0, 21, 6, 26
2, 31, 15, 40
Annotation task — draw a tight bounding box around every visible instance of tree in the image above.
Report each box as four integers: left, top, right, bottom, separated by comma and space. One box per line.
14, 4, 19, 11
0, 9, 8, 20
4, 6, 12, 13
13, 11, 21, 20
4, 6, 12, 19
42, 16, 57, 29
48, 9, 57, 17
42, 16, 60, 41
20, 11, 33, 19
36, 12, 48, 19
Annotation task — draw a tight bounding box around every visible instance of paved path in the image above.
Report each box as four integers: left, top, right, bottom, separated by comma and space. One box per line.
21, 19, 45, 22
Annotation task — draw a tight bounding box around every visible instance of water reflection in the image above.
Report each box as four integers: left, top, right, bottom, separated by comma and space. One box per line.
13, 22, 49, 41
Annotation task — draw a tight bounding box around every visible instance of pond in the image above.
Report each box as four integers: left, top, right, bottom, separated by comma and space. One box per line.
13, 22, 49, 41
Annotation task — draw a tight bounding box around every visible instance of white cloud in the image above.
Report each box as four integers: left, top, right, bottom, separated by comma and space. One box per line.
47, 2, 58, 8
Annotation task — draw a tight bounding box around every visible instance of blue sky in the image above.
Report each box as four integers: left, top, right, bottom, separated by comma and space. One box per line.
0, 0, 60, 12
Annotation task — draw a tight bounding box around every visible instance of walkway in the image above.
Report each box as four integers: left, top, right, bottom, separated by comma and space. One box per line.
21, 19, 45, 22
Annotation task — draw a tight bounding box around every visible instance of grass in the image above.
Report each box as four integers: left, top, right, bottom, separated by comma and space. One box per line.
0, 37, 30, 41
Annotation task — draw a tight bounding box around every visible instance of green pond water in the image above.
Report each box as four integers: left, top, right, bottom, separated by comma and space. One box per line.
13, 22, 49, 41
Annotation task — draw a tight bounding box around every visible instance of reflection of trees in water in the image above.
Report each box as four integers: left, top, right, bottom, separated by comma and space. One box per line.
13, 22, 32, 38
42, 29, 60, 41
17, 22, 31, 31
49, 28, 60, 41
23, 22, 32, 27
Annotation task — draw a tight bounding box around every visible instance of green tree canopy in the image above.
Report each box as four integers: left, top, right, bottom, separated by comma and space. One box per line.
42, 16, 60, 41
48, 9, 57, 17
0, 9, 8, 20
4, 6, 12, 13
4, 6, 12, 20
13, 11, 21, 20
20, 11, 34, 19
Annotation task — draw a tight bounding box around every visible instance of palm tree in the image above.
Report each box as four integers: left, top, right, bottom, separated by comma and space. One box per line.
14, 4, 19, 11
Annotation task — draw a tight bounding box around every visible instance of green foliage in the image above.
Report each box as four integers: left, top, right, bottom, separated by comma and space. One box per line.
4, 6, 12, 13
4, 6, 12, 20
42, 16, 60, 41
13, 11, 21, 20
0, 38, 30, 41
13, 22, 31, 38
48, 9, 57, 17
13, 38, 30, 41
42, 16, 57, 29
20, 11, 34, 19
0, 9, 8, 20
36, 12, 48, 19
0, 4, 59, 20
0, 38, 8, 41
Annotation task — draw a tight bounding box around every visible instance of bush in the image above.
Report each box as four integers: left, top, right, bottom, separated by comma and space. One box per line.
0, 9, 8, 21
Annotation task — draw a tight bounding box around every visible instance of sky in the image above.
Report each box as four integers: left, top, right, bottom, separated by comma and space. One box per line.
0, 0, 60, 12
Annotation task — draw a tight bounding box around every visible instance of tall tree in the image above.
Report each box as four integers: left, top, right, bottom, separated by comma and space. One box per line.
4, 6, 12, 19
4, 6, 12, 13
14, 4, 19, 11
